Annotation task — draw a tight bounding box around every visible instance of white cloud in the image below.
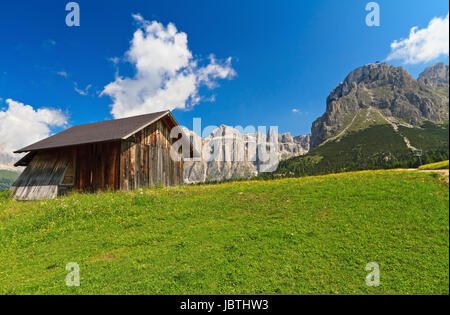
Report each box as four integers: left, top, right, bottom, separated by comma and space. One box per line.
74, 83, 92, 96
0, 99, 67, 164
292, 108, 300, 113
55, 72, 93, 96
57, 71, 68, 78
386, 13, 449, 64
101, 15, 236, 119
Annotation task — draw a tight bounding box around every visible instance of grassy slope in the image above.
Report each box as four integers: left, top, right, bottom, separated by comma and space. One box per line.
0, 171, 448, 294
0, 170, 19, 191
270, 122, 449, 178
419, 160, 449, 170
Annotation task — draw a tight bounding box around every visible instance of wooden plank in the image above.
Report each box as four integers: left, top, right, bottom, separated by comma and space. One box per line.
130, 142, 135, 190
12, 149, 72, 201
136, 142, 141, 188
119, 142, 125, 190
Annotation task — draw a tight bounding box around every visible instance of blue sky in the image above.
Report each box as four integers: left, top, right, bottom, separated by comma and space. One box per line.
0, 0, 448, 147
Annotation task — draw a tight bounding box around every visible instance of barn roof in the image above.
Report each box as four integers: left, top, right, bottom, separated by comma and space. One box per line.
15, 110, 177, 153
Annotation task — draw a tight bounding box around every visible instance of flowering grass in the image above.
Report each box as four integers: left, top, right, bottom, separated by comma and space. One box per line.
0, 170, 448, 294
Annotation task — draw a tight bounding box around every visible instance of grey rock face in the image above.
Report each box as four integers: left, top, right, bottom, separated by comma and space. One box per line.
183, 126, 310, 183
277, 133, 310, 160
418, 63, 449, 87
310, 62, 449, 148
293, 134, 311, 151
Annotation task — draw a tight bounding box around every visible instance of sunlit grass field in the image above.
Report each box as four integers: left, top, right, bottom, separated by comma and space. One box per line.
0, 170, 448, 294
419, 160, 449, 170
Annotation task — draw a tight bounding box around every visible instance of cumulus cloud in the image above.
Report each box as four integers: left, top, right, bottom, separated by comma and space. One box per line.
0, 99, 67, 163
292, 108, 300, 113
386, 13, 449, 64
101, 15, 236, 119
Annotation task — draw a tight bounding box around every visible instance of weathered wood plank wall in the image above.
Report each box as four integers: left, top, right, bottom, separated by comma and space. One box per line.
11, 149, 72, 200
120, 116, 183, 191
75, 142, 120, 192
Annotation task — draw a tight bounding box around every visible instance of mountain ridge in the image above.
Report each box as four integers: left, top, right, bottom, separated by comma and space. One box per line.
183, 125, 310, 183
310, 62, 449, 149
264, 62, 449, 179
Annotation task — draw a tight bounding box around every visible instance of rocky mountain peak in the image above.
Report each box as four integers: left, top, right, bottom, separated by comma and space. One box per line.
327, 63, 415, 104
311, 63, 449, 149
418, 63, 449, 87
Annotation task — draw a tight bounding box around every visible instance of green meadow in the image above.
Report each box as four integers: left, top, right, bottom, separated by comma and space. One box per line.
419, 160, 449, 170
0, 170, 448, 294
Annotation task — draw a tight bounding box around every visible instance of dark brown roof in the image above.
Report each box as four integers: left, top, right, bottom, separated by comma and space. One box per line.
15, 110, 175, 153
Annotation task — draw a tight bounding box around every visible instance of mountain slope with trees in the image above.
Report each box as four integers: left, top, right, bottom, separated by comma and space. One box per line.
310, 62, 449, 149
267, 63, 449, 178
0, 170, 19, 191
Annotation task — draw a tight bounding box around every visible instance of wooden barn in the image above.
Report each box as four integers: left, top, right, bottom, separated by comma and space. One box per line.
12, 110, 186, 200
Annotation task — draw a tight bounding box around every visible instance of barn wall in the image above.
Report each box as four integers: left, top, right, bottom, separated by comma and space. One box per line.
11, 149, 72, 200
120, 116, 184, 191
61, 148, 76, 186
75, 142, 120, 192
12, 116, 184, 200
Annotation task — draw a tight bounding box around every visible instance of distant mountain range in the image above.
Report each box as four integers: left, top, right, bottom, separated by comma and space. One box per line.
185, 62, 449, 182
0, 151, 18, 171
1, 62, 448, 185
183, 125, 310, 183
